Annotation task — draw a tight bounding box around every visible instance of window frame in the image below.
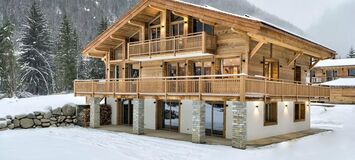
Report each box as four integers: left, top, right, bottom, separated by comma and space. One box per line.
264, 102, 278, 126
348, 69, 355, 76
294, 103, 306, 122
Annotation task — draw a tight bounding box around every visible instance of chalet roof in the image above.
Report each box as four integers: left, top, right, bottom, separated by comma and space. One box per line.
321, 78, 355, 87
83, 0, 336, 59
175, 0, 335, 53
314, 58, 355, 68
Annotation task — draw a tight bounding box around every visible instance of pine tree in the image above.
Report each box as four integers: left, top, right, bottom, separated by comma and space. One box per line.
18, 1, 54, 95
87, 17, 108, 79
54, 14, 80, 92
0, 20, 18, 97
348, 46, 355, 58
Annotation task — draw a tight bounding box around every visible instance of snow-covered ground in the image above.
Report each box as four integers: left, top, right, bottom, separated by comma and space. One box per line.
0, 94, 355, 160
0, 94, 86, 117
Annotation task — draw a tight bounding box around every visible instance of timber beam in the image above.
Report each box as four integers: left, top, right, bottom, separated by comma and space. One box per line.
287, 52, 303, 66
250, 41, 265, 58
310, 59, 320, 69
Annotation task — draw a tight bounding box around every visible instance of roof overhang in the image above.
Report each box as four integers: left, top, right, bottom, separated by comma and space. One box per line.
82, 0, 336, 60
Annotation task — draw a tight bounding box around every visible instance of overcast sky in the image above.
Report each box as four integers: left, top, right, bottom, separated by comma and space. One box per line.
246, 0, 352, 30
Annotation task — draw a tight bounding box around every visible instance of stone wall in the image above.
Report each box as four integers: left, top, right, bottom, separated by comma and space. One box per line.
0, 104, 78, 130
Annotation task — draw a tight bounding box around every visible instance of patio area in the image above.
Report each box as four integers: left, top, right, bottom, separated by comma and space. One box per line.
98, 125, 330, 148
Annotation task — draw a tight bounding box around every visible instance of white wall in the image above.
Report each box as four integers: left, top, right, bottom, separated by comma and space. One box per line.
106, 98, 118, 125
180, 100, 193, 134
245, 101, 310, 141
144, 99, 156, 130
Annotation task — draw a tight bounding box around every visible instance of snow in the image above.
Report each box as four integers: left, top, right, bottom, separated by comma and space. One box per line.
0, 94, 85, 117
1, 95, 355, 160
314, 58, 355, 68
84, 7, 90, 12
321, 78, 355, 87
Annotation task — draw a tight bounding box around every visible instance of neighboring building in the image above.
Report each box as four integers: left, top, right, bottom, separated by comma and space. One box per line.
74, 0, 335, 149
311, 58, 355, 83
321, 78, 355, 104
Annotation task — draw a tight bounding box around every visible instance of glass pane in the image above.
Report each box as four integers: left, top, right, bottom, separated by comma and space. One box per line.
163, 102, 170, 129
170, 102, 179, 131
193, 19, 203, 33
204, 24, 213, 35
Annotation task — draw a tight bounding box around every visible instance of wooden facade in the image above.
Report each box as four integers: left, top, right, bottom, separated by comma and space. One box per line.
311, 65, 355, 83
74, 0, 336, 103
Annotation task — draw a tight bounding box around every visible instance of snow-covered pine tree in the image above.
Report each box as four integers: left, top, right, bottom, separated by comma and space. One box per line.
54, 14, 81, 92
18, 1, 54, 95
87, 17, 108, 79
348, 46, 355, 58
0, 20, 17, 97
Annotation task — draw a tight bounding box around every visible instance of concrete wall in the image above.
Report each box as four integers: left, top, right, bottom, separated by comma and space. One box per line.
106, 98, 118, 125
245, 101, 310, 141
143, 99, 156, 130
180, 100, 193, 134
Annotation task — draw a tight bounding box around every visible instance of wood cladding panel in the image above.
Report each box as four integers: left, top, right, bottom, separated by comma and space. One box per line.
141, 61, 163, 78
248, 40, 311, 82
330, 88, 355, 104
214, 26, 249, 56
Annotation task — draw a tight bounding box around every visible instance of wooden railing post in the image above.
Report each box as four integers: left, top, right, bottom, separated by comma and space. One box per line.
239, 75, 246, 102
113, 80, 116, 97
165, 77, 167, 99
202, 32, 206, 53
73, 80, 76, 96
199, 77, 202, 100
136, 78, 140, 98
173, 37, 176, 56
264, 78, 267, 101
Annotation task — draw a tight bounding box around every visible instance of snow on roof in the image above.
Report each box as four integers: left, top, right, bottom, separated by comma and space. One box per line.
321, 78, 355, 87
314, 58, 355, 68
174, 0, 335, 53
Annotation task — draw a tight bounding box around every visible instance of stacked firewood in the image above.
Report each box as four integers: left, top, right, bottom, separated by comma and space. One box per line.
77, 104, 112, 127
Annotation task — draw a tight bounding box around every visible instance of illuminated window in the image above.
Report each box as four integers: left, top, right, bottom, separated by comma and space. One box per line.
294, 103, 306, 122
264, 103, 277, 126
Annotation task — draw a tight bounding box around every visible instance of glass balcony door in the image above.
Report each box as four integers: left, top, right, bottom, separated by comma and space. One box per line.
161, 101, 180, 131
205, 102, 224, 137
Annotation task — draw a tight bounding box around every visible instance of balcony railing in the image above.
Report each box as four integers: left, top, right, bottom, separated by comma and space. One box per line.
127, 32, 216, 59
74, 75, 330, 101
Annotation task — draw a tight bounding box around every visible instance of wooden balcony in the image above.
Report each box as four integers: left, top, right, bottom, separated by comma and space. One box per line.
127, 32, 216, 61
74, 75, 330, 102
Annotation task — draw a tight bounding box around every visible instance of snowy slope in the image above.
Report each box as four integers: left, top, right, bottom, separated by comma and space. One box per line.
0, 94, 85, 117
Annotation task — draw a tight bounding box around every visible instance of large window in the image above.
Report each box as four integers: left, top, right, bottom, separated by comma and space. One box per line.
169, 13, 184, 36
264, 103, 277, 126
294, 103, 306, 122
149, 16, 161, 40
192, 19, 213, 35
348, 69, 355, 76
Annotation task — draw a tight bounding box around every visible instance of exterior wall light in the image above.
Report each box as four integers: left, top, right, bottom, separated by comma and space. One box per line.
256, 105, 259, 108
285, 105, 288, 107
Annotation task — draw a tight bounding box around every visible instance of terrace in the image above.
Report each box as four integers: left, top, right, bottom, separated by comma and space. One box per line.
74, 74, 330, 102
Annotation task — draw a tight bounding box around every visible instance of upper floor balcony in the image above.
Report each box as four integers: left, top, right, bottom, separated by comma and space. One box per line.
127, 32, 217, 61
74, 74, 330, 102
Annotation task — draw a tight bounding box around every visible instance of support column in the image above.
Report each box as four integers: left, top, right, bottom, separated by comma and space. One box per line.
106, 98, 120, 125
133, 99, 144, 135
89, 97, 101, 128
192, 100, 205, 144
231, 101, 247, 149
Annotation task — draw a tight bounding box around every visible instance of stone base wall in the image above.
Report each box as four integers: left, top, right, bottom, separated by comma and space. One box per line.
0, 104, 78, 130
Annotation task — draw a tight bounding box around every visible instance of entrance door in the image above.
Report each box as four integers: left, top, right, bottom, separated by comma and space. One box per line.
161, 101, 180, 131
294, 66, 302, 82
205, 102, 225, 137
122, 100, 133, 125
